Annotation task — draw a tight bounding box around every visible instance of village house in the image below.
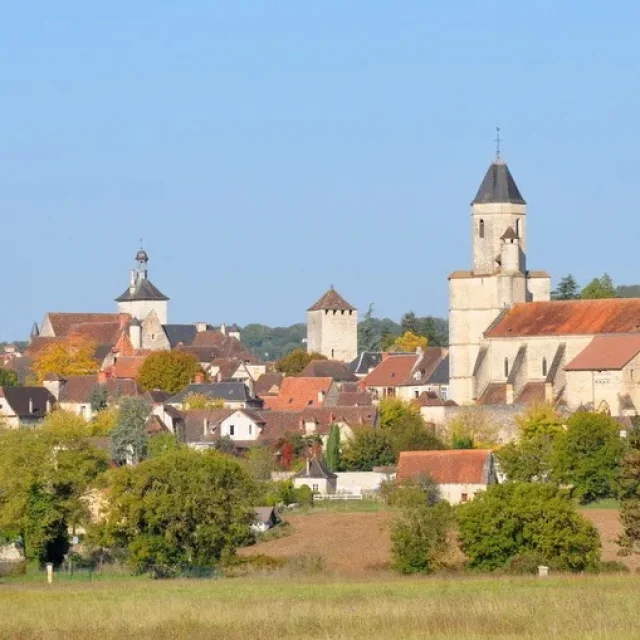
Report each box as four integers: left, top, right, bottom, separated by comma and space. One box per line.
0, 387, 56, 428
169, 382, 264, 410
397, 449, 497, 505
293, 457, 338, 495
262, 377, 338, 410
362, 348, 449, 402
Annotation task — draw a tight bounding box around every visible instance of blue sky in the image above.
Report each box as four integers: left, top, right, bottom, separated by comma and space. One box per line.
2, 1, 639, 340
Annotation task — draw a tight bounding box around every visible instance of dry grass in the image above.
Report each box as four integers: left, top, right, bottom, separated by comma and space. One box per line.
1, 574, 640, 639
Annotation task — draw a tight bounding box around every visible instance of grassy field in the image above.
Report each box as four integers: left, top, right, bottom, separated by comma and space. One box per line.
1, 574, 639, 639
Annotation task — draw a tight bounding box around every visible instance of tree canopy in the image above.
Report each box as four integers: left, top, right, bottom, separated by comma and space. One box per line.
390, 331, 428, 353
97, 449, 256, 575
551, 274, 580, 300
457, 483, 601, 572
341, 430, 395, 471
110, 397, 151, 465
136, 351, 202, 395
275, 349, 326, 376
33, 337, 99, 382
581, 273, 616, 299
0, 368, 19, 387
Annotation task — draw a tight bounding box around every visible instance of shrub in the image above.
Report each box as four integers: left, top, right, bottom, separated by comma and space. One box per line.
391, 501, 454, 574
457, 483, 601, 572
341, 430, 395, 471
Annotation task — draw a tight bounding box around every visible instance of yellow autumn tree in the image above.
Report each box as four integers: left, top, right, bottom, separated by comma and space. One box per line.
184, 393, 225, 410
33, 337, 99, 383
391, 331, 428, 353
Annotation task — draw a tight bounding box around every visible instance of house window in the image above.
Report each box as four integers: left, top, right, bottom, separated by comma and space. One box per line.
229, 425, 235, 436
461, 493, 469, 503
248, 424, 252, 436
479, 219, 485, 238
414, 390, 420, 399
542, 357, 548, 377
312, 484, 319, 493
504, 357, 509, 378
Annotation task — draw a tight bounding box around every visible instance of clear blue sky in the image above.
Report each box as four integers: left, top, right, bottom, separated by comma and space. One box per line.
2, 1, 639, 340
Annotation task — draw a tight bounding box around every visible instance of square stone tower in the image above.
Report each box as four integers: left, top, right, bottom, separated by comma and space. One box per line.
448, 158, 550, 405
307, 287, 358, 362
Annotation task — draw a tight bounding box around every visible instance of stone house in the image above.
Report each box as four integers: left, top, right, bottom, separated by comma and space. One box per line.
397, 449, 496, 505
0, 387, 55, 427
307, 287, 358, 362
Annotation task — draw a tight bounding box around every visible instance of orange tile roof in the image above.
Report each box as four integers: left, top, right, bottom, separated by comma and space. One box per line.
113, 355, 148, 379
266, 377, 333, 411
46, 313, 126, 337
477, 383, 507, 405
68, 322, 123, 345
308, 287, 355, 311
397, 450, 493, 485
361, 355, 416, 387
565, 334, 640, 371
486, 299, 640, 338
515, 382, 546, 405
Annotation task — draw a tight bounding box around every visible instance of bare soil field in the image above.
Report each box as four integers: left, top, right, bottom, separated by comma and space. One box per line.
239, 511, 392, 576
241, 508, 638, 575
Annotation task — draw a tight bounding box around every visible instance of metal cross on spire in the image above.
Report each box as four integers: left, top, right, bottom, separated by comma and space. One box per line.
494, 127, 502, 161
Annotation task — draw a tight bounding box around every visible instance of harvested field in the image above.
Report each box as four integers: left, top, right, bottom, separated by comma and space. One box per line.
581, 509, 640, 570
239, 511, 392, 575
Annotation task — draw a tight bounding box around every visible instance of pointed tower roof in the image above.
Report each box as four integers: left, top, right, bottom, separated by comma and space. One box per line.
472, 161, 526, 205
30, 322, 40, 340
308, 287, 356, 311
115, 279, 169, 302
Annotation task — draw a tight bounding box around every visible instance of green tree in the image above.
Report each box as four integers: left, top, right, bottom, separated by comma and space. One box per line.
89, 384, 108, 413
110, 397, 151, 465
244, 446, 275, 481
358, 304, 377, 353
495, 404, 563, 482
551, 411, 626, 503
400, 311, 421, 334
148, 433, 182, 458
457, 483, 601, 572
551, 274, 580, 300
275, 349, 326, 376
380, 398, 444, 457
137, 351, 202, 395
325, 424, 341, 471
618, 421, 640, 554
391, 500, 454, 574
214, 435, 235, 454
0, 367, 19, 387
97, 449, 256, 575
341, 430, 395, 471
581, 273, 616, 299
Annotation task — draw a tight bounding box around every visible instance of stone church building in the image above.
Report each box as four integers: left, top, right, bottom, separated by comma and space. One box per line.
448, 156, 640, 417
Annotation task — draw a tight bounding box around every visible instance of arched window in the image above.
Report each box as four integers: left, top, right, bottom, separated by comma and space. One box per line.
504, 357, 509, 378
516, 218, 521, 236
542, 357, 548, 377
479, 219, 485, 238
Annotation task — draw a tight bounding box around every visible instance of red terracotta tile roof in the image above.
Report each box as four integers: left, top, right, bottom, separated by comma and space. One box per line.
397, 450, 493, 485
486, 299, 640, 338
565, 334, 640, 371
336, 391, 373, 406
266, 377, 334, 411
113, 355, 148, 379
58, 375, 141, 404
25, 337, 60, 356
308, 287, 356, 311
68, 322, 123, 345
46, 313, 126, 337
361, 354, 416, 387
254, 372, 284, 396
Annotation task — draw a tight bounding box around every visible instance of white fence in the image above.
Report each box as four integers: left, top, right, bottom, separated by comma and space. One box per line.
314, 493, 363, 501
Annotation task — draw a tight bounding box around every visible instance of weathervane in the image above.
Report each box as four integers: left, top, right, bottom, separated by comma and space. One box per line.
495, 127, 502, 161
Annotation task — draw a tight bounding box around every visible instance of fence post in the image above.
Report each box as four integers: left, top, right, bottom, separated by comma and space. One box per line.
46, 563, 53, 585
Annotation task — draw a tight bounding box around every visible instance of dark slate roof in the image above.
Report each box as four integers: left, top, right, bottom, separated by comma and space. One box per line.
308, 287, 356, 311
170, 382, 262, 406
115, 277, 169, 302
293, 458, 337, 480
163, 324, 198, 348
349, 351, 413, 375
427, 354, 449, 385
0, 387, 55, 418
299, 360, 357, 382
472, 162, 526, 205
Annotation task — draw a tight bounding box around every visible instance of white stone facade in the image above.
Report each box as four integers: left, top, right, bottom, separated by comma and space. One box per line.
307, 307, 358, 362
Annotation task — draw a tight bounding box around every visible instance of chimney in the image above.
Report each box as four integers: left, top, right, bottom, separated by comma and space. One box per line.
194, 372, 205, 384
195, 322, 208, 333
318, 390, 326, 404
220, 323, 227, 336
97, 370, 108, 384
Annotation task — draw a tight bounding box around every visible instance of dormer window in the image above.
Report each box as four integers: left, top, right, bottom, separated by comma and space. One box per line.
479, 219, 485, 238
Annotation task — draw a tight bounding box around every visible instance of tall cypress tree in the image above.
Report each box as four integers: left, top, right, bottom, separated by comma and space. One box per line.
326, 424, 341, 472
